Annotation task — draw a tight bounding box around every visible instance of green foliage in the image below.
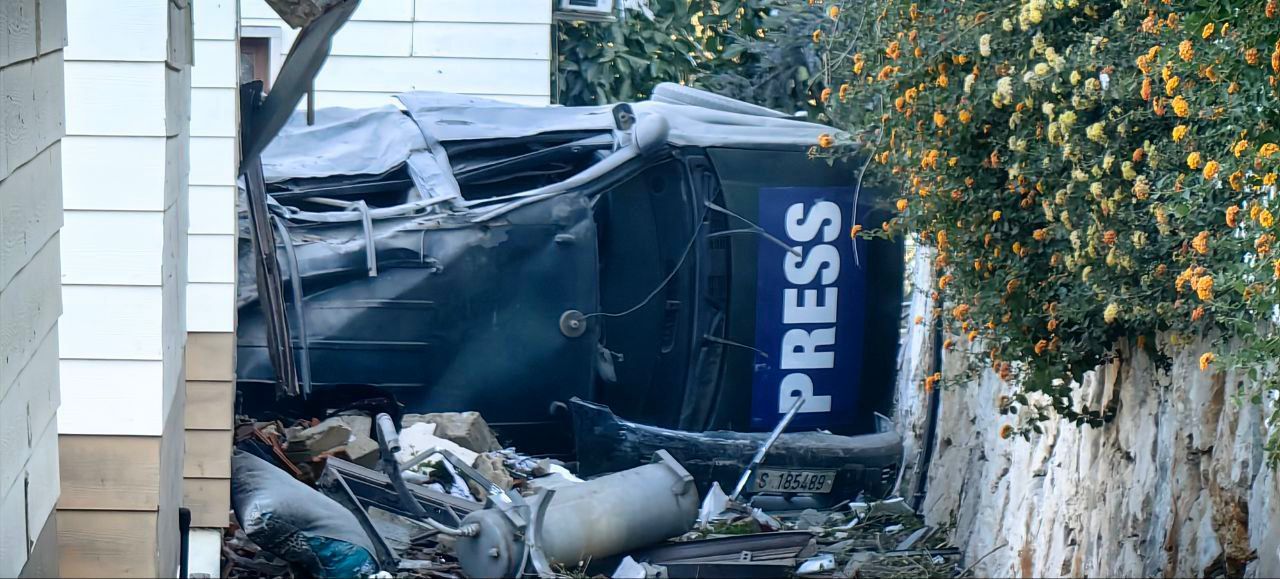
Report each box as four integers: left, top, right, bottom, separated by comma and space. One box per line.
554, 0, 824, 112
807, 0, 1280, 456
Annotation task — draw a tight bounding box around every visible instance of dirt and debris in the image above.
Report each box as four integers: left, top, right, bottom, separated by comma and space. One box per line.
225, 408, 962, 579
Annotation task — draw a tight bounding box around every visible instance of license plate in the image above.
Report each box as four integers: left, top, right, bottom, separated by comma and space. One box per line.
751, 468, 836, 494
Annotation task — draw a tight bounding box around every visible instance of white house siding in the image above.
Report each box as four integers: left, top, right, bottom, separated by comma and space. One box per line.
0, 0, 66, 575
184, 1, 238, 563
239, 0, 552, 109
56, 0, 192, 576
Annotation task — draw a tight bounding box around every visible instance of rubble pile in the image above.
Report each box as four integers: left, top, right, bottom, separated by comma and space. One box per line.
224, 409, 961, 578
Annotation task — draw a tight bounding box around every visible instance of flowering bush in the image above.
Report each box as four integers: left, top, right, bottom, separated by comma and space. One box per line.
810, 0, 1280, 451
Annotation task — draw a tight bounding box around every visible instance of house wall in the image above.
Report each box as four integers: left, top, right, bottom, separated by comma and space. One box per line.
0, 0, 66, 576
55, 0, 192, 576
185, 0, 238, 540
240, 0, 553, 108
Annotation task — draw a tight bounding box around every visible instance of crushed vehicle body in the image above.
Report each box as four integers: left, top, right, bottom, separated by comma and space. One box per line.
237, 88, 904, 451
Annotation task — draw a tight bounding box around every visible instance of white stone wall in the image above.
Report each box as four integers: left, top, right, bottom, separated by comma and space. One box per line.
239, 0, 552, 109
0, 1, 67, 573
898, 252, 1280, 577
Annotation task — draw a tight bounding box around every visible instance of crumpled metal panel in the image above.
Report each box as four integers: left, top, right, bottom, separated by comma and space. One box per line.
237, 191, 600, 425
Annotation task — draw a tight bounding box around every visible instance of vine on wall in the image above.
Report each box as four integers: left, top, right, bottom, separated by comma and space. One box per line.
807, 0, 1280, 457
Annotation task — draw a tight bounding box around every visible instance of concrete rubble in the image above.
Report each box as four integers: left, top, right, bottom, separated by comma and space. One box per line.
226, 408, 958, 578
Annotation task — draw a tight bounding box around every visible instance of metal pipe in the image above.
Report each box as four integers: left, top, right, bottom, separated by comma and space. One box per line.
729, 395, 805, 501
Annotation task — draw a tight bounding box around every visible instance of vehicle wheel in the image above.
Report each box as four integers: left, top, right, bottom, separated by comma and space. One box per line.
651, 82, 792, 119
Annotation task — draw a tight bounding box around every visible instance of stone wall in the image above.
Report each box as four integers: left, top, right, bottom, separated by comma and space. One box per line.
896, 255, 1280, 577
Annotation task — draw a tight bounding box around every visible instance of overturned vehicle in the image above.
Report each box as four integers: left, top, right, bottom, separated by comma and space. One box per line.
237, 28, 905, 504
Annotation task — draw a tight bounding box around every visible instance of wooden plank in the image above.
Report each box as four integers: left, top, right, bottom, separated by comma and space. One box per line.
59, 285, 163, 360
186, 332, 234, 381
186, 283, 235, 333
63, 61, 167, 137
2, 60, 38, 176
32, 51, 64, 154
57, 510, 158, 578
0, 482, 27, 576
166, 0, 190, 67
0, 238, 61, 393
189, 88, 235, 137
63, 0, 165, 62
411, 22, 549, 60
191, 39, 235, 89
18, 505, 58, 578
187, 234, 235, 284
165, 65, 190, 138
188, 136, 235, 186
6, 0, 38, 65
183, 430, 232, 478
314, 55, 550, 95
182, 477, 231, 527
185, 381, 233, 430
187, 185, 235, 234
24, 418, 59, 541
0, 377, 30, 497
37, 0, 67, 55
57, 359, 164, 436
415, 0, 552, 24
15, 326, 59, 444
60, 211, 164, 286
155, 398, 185, 577
60, 136, 167, 210
192, 0, 235, 40
1, 144, 62, 289
58, 435, 161, 510
331, 21, 413, 57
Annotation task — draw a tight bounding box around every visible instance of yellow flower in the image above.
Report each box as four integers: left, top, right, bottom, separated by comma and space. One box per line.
992, 210, 1002, 222
958, 110, 972, 123
1171, 95, 1190, 117
1260, 143, 1280, 158
1033, 228, 1047, 241
1192, 230, 1210, 254
896, 198, 909, 212
828, 5, 840, 19
1172, 125, 1188, 141
1262, 209, 1275, 228
1199, 352, 1215, 371
1266, 173, 1279, 186
1273, 259, 1280, 280
1202, 160, 1220, 180
933, 110, 947, 127
886, 41, 901, 60
1233, 140, 1249, 157
1187, 151, 1202, 170
1196, 275, 1214, 300
1165, 76, 1179, 96
1247, 48, 1261, 66
812, 29, 822, 43
818, 133, 835, 148
953, 304, 971, 318
1104, 302, 1120, 324
1201, 23, 1215, 40
853, 53, 865, 75
1229, 171, 1244, 191
1179, 39, 1194, 61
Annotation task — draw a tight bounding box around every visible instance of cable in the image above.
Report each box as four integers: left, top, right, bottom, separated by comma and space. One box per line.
583, 206, 709, 320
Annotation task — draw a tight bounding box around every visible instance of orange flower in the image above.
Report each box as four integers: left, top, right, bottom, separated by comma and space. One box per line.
1034, 339, 1048, 355
1033, 228, 1047, 241
1226, 206, 1241, 228
1140, 77, 1152, 101
896, 198, 909, 212
1260, 143, 1280, 158
1202, 160, 1220, 180
923, 372, 941, 392
952, 304, 971, 318
992, 210, 1002, 222
828, 5, 840, 19
1187, 151, 1202, 170
838, 83, 851, 100
1180, 39, 1195, 61
1103, 230, 1117, 245
1171, 95, 1190, 117
1229, 171, 1244, 191
1191, 306, 1205, 321
1199, 352, 1215, 371
999, 424, 1014, 439
1233, 139, 1250, 157
1273, 258, 1280, 280
1201, 23, 1215, 40
1047, 318, 1059, 331
1192, 231, 1210, 254
812, 29, 822, 43
886, 41, 901, 60
1196, 275, 1214, 300
958, 110, 972, 123
933, 110, 947, 127
1261, 209, 1275, 228
818, 133, 835, 148
1269, 0, 1278, 18
820, 87, 832, 102
1247, 48, 1261, 66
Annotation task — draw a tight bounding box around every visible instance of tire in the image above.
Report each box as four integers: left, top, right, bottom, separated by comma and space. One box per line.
651, 82, 792, 119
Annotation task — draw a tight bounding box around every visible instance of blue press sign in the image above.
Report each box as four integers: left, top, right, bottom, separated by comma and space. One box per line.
750, 187, 866, 430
